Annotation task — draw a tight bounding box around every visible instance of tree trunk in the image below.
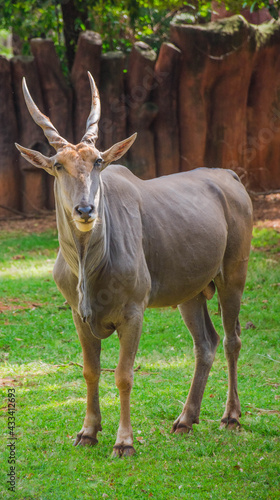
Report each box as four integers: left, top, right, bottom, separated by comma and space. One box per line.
98, 51, 127, 152
71, 31, 102, 143
30, 38, 73, 208
153, 42, 181, 176
246, 22, 280, 190
126, 41, 158, 179
11, 55, 49, 213
61, 0, 89, 70
0, 57, 20, 216
170, 15, 256, 178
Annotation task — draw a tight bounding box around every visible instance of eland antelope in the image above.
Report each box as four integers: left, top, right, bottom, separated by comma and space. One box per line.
16, 72, 253, 457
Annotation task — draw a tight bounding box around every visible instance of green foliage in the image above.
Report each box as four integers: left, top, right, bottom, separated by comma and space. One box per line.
88, 3, 133, 53
0, 226, 279, 499
224, 0, 280, 19
0, 29, 12, 58
251, 0, 280, 19
0, 0, 64, 54
1, 0, 279, 68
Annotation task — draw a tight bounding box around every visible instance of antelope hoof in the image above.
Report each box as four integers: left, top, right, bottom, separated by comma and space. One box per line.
220, 417, 241, 430
112, 445, 136, 458
172, 421, 193, 435
74, 433, 98, 447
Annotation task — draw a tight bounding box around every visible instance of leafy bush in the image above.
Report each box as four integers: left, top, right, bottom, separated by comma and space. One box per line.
0, 0, 279, 70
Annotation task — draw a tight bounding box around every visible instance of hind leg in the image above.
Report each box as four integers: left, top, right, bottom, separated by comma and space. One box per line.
215, 260, 249, 428
172, 292, 220, 434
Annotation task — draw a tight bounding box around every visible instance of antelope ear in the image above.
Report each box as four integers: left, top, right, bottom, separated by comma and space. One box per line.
101, 133, 137, 166
15, 143, 54, 175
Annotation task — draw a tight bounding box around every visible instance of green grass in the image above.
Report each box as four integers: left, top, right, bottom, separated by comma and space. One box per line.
0, 227, 279, 500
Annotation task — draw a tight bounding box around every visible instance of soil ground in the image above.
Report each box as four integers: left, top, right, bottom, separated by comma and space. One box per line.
0, 194, 279, 233
251, 193, 280, 230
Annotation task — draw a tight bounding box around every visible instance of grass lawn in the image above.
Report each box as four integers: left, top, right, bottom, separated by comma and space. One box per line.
0, 225, 279, 500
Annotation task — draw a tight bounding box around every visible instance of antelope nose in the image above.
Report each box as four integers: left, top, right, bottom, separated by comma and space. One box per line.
75, 205, 94, 222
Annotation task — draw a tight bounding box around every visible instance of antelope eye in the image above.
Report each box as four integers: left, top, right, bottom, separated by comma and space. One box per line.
54, 162, 63, 171
94, 158, 103, 168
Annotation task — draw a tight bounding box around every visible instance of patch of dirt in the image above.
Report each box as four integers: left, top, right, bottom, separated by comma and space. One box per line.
252, 193, 280, 230
0, 212, 57, 233
0, 194, 279, 233
0, 377, 18, 388
0, 299, 43, 313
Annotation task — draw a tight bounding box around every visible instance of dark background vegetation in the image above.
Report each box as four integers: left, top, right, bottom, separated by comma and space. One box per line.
1, 0, 279, 70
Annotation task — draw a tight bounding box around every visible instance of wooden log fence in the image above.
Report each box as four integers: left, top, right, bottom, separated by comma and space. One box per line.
0, 16, 280, 216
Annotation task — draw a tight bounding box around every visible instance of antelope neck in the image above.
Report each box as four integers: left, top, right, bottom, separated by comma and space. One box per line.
55, 178, 108, 321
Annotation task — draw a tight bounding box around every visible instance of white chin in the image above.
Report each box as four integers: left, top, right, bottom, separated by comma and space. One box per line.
75, 221, 94, 232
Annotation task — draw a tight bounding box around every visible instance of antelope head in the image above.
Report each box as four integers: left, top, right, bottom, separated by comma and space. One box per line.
16, 73, 136, 233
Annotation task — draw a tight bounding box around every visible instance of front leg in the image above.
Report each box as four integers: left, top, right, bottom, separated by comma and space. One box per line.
72, 311, 102, 446
112, 306, 143, 458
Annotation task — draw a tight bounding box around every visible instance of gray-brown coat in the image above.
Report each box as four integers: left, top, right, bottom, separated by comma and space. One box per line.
16, 73, 253, 457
